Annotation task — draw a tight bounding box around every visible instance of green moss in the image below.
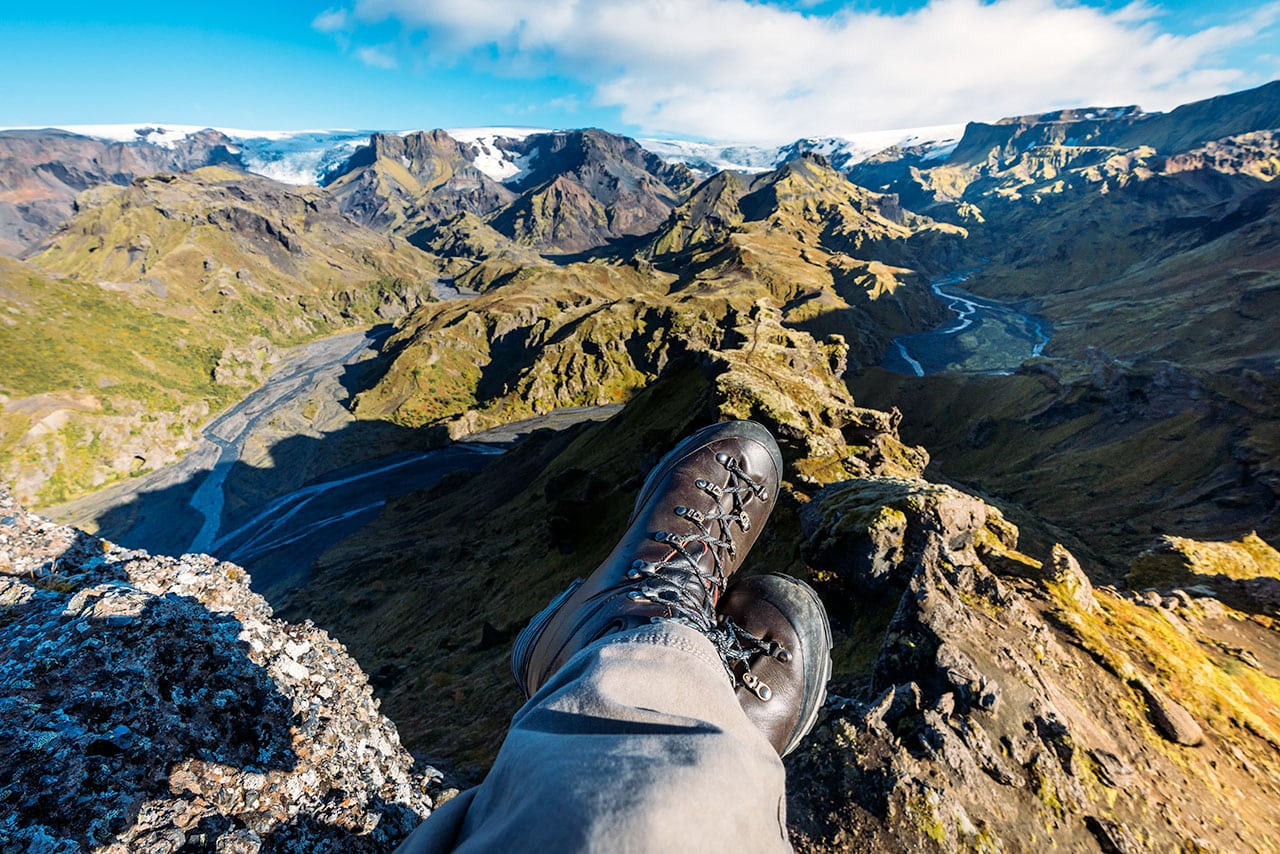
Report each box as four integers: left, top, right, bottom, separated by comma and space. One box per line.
1034, 773, 1066, 818
1053, 585, 1280, 748
904, 788, 948, 845
1130, 533, 1280, 589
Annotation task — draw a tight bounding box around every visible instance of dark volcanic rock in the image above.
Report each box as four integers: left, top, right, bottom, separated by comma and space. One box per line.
785, 467, 1280, 851
0, 486, 435, 851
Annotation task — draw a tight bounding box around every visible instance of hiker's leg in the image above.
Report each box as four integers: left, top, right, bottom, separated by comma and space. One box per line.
395, 620, 790, 853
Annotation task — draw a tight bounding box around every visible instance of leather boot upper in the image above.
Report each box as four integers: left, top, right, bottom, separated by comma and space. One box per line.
718, 573, 832, 756
513, 420, 783, 698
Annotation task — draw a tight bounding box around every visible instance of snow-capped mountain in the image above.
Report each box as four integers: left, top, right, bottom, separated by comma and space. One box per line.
638, 124, 964, 176
1, 123, 965, 186
18, 124, 376, 186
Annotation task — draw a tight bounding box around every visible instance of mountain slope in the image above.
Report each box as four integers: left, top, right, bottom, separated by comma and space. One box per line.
0, 128, 243, 255
488, 128, 696, 254
30, 166, 435, 328
346, 153, 962, 440
322, 130, 516, 234
847, 82, 1280, 567
2, 167, 438, 505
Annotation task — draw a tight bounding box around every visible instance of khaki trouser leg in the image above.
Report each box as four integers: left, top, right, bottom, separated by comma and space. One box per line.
397, 622, 791, 853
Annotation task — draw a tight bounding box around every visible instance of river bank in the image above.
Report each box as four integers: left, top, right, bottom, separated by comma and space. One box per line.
44, 324, 622, 601
882, 273, 1051, 375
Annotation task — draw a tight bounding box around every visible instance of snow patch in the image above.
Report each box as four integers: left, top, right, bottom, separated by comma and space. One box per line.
639, 123, 966, 175
446, 127, 548, 183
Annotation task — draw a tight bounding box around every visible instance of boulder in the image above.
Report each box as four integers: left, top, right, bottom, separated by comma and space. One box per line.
801, 476, 991, 591
1047, 543, 1095, 612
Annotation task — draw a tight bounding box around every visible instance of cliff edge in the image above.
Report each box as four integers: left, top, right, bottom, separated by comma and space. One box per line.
0, 486, 434, 852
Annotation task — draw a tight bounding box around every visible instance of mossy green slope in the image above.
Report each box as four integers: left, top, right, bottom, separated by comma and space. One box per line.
350, 154, 966, 444
0, 256, 232, 504
4, 167, 439, 505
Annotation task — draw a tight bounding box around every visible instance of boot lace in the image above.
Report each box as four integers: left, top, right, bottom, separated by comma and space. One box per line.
624, 451, 785, 697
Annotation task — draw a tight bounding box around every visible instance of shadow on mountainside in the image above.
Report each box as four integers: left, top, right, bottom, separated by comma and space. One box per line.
83, 416, 493, 608
334, 322, 402, 402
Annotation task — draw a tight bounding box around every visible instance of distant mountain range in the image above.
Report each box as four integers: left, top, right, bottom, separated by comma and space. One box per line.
1, 121, 967, 182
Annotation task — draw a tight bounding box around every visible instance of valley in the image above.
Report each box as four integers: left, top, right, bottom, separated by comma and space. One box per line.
882, 271, 1052, 375
44, 320, 613, 600
3, 80, 1280, 851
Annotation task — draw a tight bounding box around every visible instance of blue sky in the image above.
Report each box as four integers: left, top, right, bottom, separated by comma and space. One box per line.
2, 0, 1277, 142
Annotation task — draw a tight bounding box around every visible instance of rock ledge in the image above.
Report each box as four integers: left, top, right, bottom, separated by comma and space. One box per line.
0, 486, 433, 852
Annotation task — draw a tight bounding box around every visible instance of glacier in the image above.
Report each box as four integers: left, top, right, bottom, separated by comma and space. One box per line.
0, 122, 966, 186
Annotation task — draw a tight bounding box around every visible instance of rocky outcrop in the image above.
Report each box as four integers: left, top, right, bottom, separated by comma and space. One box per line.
785, 473, 1280, 851
0, 485, 435, 851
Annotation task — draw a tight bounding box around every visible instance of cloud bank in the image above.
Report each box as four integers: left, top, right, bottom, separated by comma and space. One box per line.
322, 0, 1280, 141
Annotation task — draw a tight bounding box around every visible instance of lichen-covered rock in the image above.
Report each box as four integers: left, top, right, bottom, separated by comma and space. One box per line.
1047, 543, 1095, 612
0, 486, 435, 852
711, 301, 927, 485
786, 471, 1280, 852
799, 476, 995, 592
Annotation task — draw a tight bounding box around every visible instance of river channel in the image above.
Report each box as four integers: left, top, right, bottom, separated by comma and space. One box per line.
881, 273, 1051, 376
47, 323, 619, 601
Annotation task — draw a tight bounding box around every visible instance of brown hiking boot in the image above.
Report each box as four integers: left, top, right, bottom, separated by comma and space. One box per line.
717, 573, 832, 756
513, 420, 783, 697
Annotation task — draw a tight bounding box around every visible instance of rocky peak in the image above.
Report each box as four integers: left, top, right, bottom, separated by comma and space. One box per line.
327, 130, 478, 182
0, 485, 437, 850
502, 128, 694, 196
478, 129, 695, 255
651, 152, 935, 259
322, 129, 516, 234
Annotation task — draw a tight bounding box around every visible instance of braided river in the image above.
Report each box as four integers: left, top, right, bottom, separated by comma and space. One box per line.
881, 273, 1051, 375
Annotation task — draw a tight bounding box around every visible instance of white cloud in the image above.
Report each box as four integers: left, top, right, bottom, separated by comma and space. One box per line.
312, 8, 350, 33
337, 0, 1280, 141
356, 45, 399, 69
